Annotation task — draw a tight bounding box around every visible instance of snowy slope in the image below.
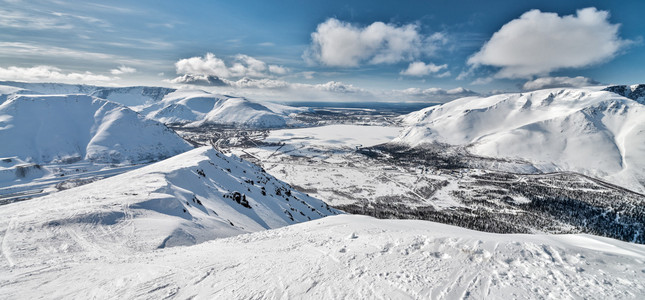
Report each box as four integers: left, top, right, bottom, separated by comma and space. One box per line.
1, 215, 643, 299
0, 146, 338, 252
139, 89, 305, 128
395, 87, 645, 192
0, 94, 191, 163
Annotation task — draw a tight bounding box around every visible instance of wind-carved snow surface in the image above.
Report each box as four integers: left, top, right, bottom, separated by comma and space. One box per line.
0, 146, 339, 252
395, 87, 645, 192
1, 215, 643, 298
0, 94, 191, 164
138, 89, 307, 128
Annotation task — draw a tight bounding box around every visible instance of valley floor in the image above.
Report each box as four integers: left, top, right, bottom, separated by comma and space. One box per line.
1, 215, 644, 299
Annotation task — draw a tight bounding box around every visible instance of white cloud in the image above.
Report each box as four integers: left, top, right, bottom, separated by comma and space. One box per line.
110, 65, 136, 75
522, 76, 600, 90
268, 65, 288, 75
388, 86, 478, 102
0, 65, 113, 82
305, 18, 445, 67
168, 74, 228, 86
399, 86, 476, 96
174, 53, 288, 79
436, 71, 451, 78
308, 81, 365, 93
400, 61, 447, 76
471, 77, 494, 85
230, 77, 290, 89
468, 7, 630, 79
175, 53, 230, 78
0, 7, 73, 30
168, 71, 365, 95
299, 71, 315, 79
0, 42, 158, 67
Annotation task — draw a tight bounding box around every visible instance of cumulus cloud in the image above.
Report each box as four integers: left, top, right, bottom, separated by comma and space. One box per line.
522, 76, 600, 90
268, 65, 288, 75
174, 53, 288, 79
0, 65, 113, 82
468, 7, 630, 79
230, 77, 291, 89
400, 61, 447, 76
388, 86, 478, 102
307, 81, 365, 93
175, 53, 230, 78
168, 70, 367, 96
169, 74, 228, 86
110, 65, 136, 75
305, 18, 445, 67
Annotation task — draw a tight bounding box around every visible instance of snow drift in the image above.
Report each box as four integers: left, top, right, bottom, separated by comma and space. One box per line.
0, 94, 191, 164
395, 87, 645, 192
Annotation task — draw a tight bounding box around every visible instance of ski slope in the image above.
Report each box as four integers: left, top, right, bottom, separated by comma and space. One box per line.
1, 215, 643, 299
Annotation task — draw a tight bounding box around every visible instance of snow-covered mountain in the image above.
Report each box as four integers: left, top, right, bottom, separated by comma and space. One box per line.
0, 146, 338, 251
0, 81, 175, 107
394, 87, 645, 192
139, 89, 305, 128
1, 214, 643, 298
0, 94, 191, 164
0, 82, 305, 128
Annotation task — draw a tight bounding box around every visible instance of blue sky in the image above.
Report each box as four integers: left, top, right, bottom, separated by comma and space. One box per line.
0, 0, 643, 102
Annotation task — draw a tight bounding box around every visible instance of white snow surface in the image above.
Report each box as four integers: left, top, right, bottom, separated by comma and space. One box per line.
139, 89, 306, 128
0, 146, 339, 252
1, 214, 643, 299
0, 94, 192, 164
395, 87, 645, 192
265, 124, 403, 148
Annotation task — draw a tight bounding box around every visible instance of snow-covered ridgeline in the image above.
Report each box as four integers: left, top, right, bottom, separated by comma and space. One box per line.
395, 87, 645, 192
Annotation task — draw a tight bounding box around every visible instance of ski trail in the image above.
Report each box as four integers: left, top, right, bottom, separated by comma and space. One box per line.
0, 217, 15, 267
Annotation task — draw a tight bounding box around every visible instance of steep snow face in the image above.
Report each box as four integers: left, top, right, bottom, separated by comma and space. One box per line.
604, 84, 645, 103
140, 89, 304, 128
1, 215, 643, 298
0, 94, 191, 163
0, 147, 339, 252
395, 88, 645, 191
